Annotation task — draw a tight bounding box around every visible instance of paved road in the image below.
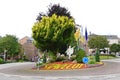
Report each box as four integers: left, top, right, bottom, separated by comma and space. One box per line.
0, 58, 120, 80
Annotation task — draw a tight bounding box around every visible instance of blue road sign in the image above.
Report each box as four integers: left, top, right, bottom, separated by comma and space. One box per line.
82, 57, 89, 64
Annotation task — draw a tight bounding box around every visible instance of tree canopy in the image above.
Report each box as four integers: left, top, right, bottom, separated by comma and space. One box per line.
47, 4, 72, 18
88, 35, 109, 49
32, 14, 75, 53
0, 35, 20, 57
33, 4, 76, 55
110, 43, 120, 53
36, 4, 73, 21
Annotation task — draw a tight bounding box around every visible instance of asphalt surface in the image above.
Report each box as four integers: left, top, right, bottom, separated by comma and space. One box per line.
0, 58, 120, 80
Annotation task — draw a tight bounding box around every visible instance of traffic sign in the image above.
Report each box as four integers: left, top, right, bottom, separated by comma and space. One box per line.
82, 57, 89, 64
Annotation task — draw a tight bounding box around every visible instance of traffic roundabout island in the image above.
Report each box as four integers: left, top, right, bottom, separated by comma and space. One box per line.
0, 59, 120, 80
0, 59, 120, 77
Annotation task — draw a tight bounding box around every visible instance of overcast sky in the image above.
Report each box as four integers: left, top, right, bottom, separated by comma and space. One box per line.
0, 0, 120, 39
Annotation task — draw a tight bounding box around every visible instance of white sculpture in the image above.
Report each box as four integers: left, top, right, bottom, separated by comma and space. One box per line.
66, 46, 74, 59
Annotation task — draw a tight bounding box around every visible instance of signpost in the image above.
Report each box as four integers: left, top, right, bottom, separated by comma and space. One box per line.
82, 57, 89, 68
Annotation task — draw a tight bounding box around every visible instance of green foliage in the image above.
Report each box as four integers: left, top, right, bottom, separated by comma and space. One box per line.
48, 51, 57, 62
36, 62, 43, 67
18, 59, 24, 62
34, 4, 76, 57
95, 49, 100, 62
88, 56, 96, 64
110, 43, 120, 54
100, 55, 115, 60
89, 55, 116, 60
32, 14, 75, 54
37, 4, 73, 21
43, 52, 46, 63
56, 56, 66, 62
0, 58, 4, 64
88, 35, 109, 49
58, 45, 67, 55
21, 55, 29, 61
88, 60, 96, 64
76, 49, 87, 63
0, 35, 20, 61
100, 54, 116, 57
47, 4, 72, 18
70, 55, 76, 61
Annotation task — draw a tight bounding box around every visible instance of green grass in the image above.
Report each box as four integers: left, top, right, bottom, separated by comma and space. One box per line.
100, 55, 116, 60
87, 55, 116, 64
88, 55, 116, 60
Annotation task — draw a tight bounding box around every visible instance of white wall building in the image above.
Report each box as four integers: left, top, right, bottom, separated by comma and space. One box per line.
88, 34, 119, 54
104, 35, 119, 45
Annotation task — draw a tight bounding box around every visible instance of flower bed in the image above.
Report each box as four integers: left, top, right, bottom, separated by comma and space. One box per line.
33, 61, 104, 70
41, 62, 85, 70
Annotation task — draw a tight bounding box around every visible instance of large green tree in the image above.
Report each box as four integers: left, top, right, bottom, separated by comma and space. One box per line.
88, 35, 109, 49
32, 14, 75, 54
110, 43, 120, 55
0, 35, 20, 61
35, 4, 76, 55
88, 35, 109, 62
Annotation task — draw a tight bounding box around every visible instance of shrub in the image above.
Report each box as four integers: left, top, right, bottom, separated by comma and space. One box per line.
89, 55, 95, 61
0, 58, 4, 64
43, 52, 47, 63
70, 55, 76, 61
18, 59, 24, 62
109, 54, 116, 57
88, 60, 96, 64
48, 51, 57, 63
22, 55, 29, 61
56, 56, 66, 62
95, 49, 100, 62
76, 49, 87, 63
36, 62, 43, 67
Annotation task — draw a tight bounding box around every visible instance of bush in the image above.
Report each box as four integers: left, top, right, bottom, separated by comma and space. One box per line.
0, 58, 4, 64
76, 49, 87, 63
18, 59, 24, 62
43, 52, 47, 63
48, 51, 57, 63
36, 62, 43, 67
70, 55, 76, 61
22, 55, 29, 61
95, 49, 100, 62
109, 54, 116, 57
56, 56, 66, 62
88, 60, 96, 64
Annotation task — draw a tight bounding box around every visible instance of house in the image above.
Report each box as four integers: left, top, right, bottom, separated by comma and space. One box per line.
19, 36, 38, 60
89, 34, 119, 45
88, 34, 119, 54
104, 35, 119, 45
